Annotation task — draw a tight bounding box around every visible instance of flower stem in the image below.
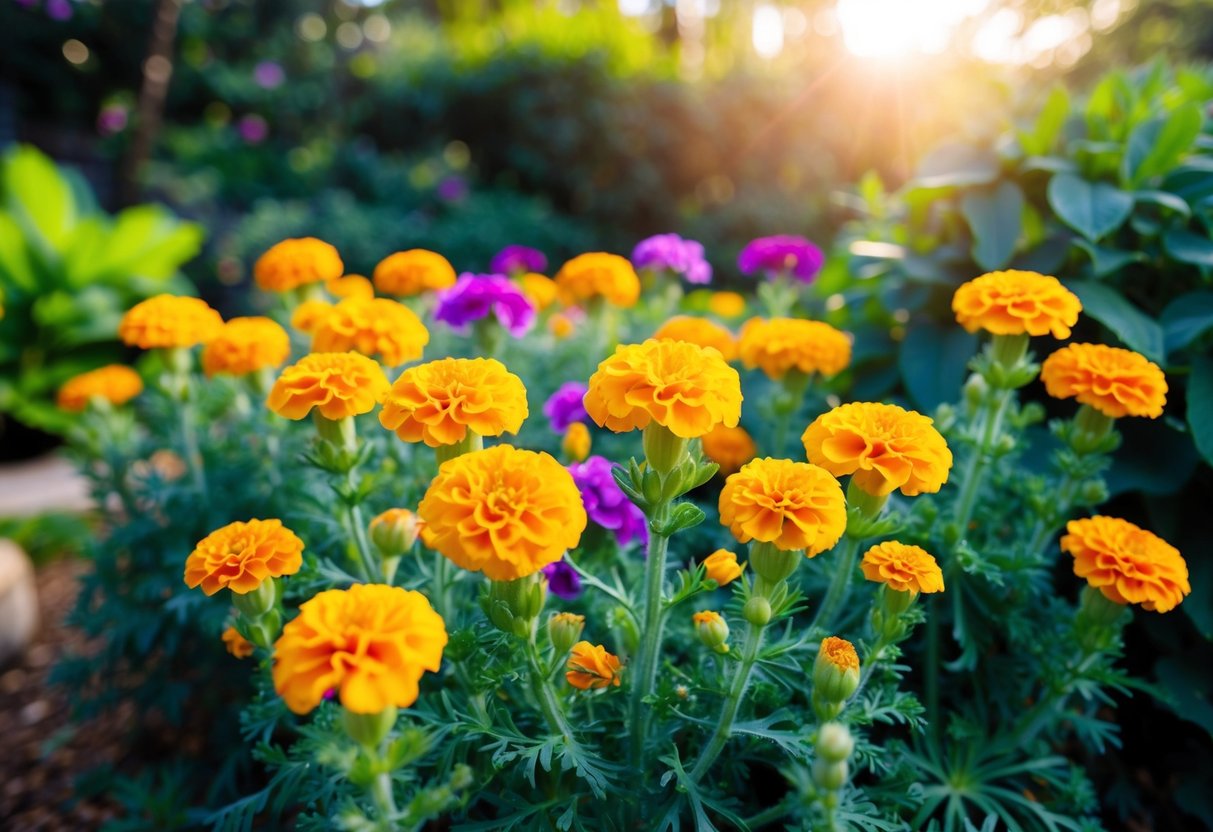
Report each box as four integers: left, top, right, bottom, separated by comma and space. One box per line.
370, 770, 397, 825
925, 598, 941, 736
628, 503, 672, 768
951, 387, 1013, 536
343, 466, 380, 584
809, 535, 860, 635
176, 379, 208, 500
526, 637, 574, 742
688, 618, 765, 783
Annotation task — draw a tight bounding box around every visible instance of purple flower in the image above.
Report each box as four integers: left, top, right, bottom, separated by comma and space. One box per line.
737, 235, 824, 283
96, 104, 128, 136
237, 114, 268, 144
491, 245, 547, 276
632, 233, 712, 285
544, 382, 589, 433
569, 456, 648, 547
253, 61, 285, 90
434, 274, 536, 337
542, 559, 582, 600
46, 0, 72, 21
436, 175, 468, 203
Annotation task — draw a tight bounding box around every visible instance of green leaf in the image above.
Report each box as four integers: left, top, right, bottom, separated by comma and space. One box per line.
1161, 291, 1213, 354
1163, 227, 1213, 267
1189, 354, 1213, 466
898, 324, 978, 412
1121, 104, 1203, 188
913, 144, 999, 189
1072, 238, 1143, 278
0, 145, 77, 253
1068, 280, 1165, 361
1133, 189, 1190, 217
1047, 173, 1134, 241
1107, 418, 1199, 496
960, 181, 1023, 271
1019, 86, 1070, 157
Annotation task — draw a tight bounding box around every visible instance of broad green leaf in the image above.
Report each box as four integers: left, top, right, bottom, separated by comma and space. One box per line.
1107, 417, 1199, 496
960, 181, 1023, 271
1, 145, 76, 252
1163, 159, 1213, 203
913, 144, 999, 190
1047, 174, 1134, 241
1068, 279, 1165, 361
898, 324, 977, 412
1161, 291, 1213, 353
1189, 354, 1213, 466
1072, 238, 1143, 278
1121, 104, 1203, 188
1163, 227, 1213, 267
0, 213, 37, 291
1019, 86, 1069, 157
1133, 189, 1191, 217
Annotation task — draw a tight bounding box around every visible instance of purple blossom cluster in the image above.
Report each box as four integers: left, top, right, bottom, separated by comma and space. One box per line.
491, 245, 548, 276
542, 559, 582, 600
434, 273, 536, 337
543, 382, 589, 432
631, 233, 712, 285
737, 235, 824, 283
569, 456, 648, 547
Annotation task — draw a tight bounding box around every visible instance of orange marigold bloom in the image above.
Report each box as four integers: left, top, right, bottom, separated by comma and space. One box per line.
738, 317, 852, 380
653, 316, 738, 361
1041, 343, 1167, 419
268, 352, 390, 420
312, 297, 430, 367
584, 339, 742, 439
700, 423, 757, 476
290, 299, 334, 334
379, 357, 528, 447
566, 641, 622, 690
718, 458, 846, 554
373, 249, 457, 296
57, 365, 143, 411
952, 270, 1082, 339
803, 402, 952, 497
327, 274, 375, 300
708, 291, 746, 319
819, 636, 860, 673
1062, 516, 1190, 613
184, 518, 304, 596
272, 584, 447, 714
118, 294, 223, 350
562, 422, 592, 461
222, 626, 254, 659
254, 237, 344, 292
520, 272, 559, 311
702, 548, 745, 586
861, 541, 945, 594
555, 252, 641, 308
202, 316, 291, 377
418, 445, 587, 581
549, 312, 576, 339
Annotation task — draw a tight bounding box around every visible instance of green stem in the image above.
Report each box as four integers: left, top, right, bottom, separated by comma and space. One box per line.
432, 550, 452, 621
370, 770, 397, 826
342, 466, 380, 584
741, 796, 796, 829
809, 535, 860, 635
526, 638, 575, 742
1024, 471, 1081, 559
951, 387, 1013, 536
177, 380, 208, 500
925, 598, 940, 736
771, 371, 812, 456
628, 503, 672, 769
688, 619, 765, 783
1008, 649, 1104, 748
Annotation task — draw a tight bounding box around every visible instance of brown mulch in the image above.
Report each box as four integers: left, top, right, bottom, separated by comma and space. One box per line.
0, 559, 129, 831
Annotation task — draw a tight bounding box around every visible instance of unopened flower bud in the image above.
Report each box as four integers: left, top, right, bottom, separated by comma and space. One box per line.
693, 610, 730, 654
702, 548, 746, 586
1079, 480, 1108, 506
369, 508, 419, 558
643, 422, 689, 474
748, 541, 798, 586
548, 612, 586, 655
813, 636, 860, 719
815, 721, 854, 763
232, 577, 278, 619
963, 373, 989, 410
485, 574, 547, 637
342, 704, 397, 749
743, 595, 772, 627
562, 422, 592, 462
449, 764, 474, 791
812, 758, 849, 792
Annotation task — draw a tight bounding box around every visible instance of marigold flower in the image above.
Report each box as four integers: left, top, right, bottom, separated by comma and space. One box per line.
312, 297, 430, 367
184, 518, 304, 596
702, 548, 744, 586
549, 310, 581, 339
952, 270, 1082, 339
709, 291, 746, 318
378, 357, 528, 447
584, 339, 742, 439
118, 294, 223, 350
700, 423, 757, 476
814, 636, 860, 712
861, 541, 945, 594
1041, 343, 1167, 419
563, 422, 592, 461
254, 237, 344, 292
327, 274, 375, 300
1061, 516, 1190, 612
290, 299, 334, 334
272, 584, 447, 714
718, 458, 846, 554
369, 508, 420, 556
803, 402, 952, 497
268, 352, 390, 420
418, 445, 587, 581
373, 249, 457, 296
819, 636, 859, 672
653, 316, 737, 361
693, 610, 730, 653
520, 272, 559, 310
566, 641, 622, 690
738, 317, 851, 380
555, 252, 641, 308
202, 316, 291, 377
222, 626, 254, 659
57, 365, 143, 411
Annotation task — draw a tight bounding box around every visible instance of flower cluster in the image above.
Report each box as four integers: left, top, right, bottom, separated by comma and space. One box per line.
631, 233, 712, 284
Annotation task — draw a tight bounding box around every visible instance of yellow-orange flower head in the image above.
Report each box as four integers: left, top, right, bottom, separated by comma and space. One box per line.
1041, 343, 1167, 419
584, 339, 742, 439
738, 317, 852, 380
379, 358, 528, 447
373, 249, 457, 296
709, 291, 746, 319
57, 365, 143, 411
184, 518, 304, 596
803, 402, 952, 497
700, 423, 757, 476
418, 445, 587, 581
702, 548, 745, 586
327, 274, 375, 300
819, 636, 859, 673
290, 299, 334, 334
312, 297, 430, 367
1061, 516, 1190, 613
861, 541, 945, 594
718, 458, 846, 554
202, 317, 291, 377
566, 641, 622, 690
555, 252, 641, 308
267, 352, 390, 420
118, 294, 223, 350
272, 584, 447, 714
562, 422, 592, 461
520, 273, 558, 311
952, 270, 1082, 339
254, 237, 344, 292
653, 316, 738, 361
222, 626, 254, 659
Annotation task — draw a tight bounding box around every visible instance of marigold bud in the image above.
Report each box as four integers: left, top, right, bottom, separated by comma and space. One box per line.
562, 422, 592, 462
702, 548, 745, 586
485, 574, 547, 637
643, 422, 689, 474
548, 612, 586, 655
369, 509, 419, 557
815, 721, 854, 763
813, 636, 860, 719
748, 540, 799, 586
743, 596, 772, 627
342, 704, 398, 749
812, 758, 849, 792
693, 610, 730, 654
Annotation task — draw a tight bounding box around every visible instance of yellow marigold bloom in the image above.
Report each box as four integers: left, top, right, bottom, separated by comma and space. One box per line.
702, 548, 745, 586
57, 365, 143, 411
952, 270, 1082, 339
418, 445, 588, 581
566, 641, 622, 690
738, 317, 851, 380
222, 626, 254, 659
693, 610, 730, 653
653, 316, 738, 361
1062, 516, 1190, 613
202, 316, 291, 377
290, 299, 334, 334
312, 297, 429, 367
819, 636, 859, 672
272, 584, 447, 714
861, 541, 945, 594
701, 423, 757, 476
118, 294, 223, 350
584, 339, 742, 439
562, 422, 592, 461
268, 352, 390, 420
555, 252, 641, 308
379, 357, 528, 447
373, 249, 457, 296
549, 312, 576, 339
184, 518, 304, 596
254, 237, 344, 292
1040, 343, 1167, 419
520, 272, 558, 311
327, 274, 375, 300
803, 402, 952, 497
709, 291, 746, 319
368, 508, 420, 555
718, 458, 846, 554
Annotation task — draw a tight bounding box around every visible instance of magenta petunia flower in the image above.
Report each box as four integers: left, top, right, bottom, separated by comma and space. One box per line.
491, 245, 547, 276
237, 114, 269, 144
253, 61, 285, 89
737, 235, 824, 283
434, 273, 536, 337
632, 233, 712, 284
568, 456, 647, 547
541, 559, 582, 600
543, 382, 589, 433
